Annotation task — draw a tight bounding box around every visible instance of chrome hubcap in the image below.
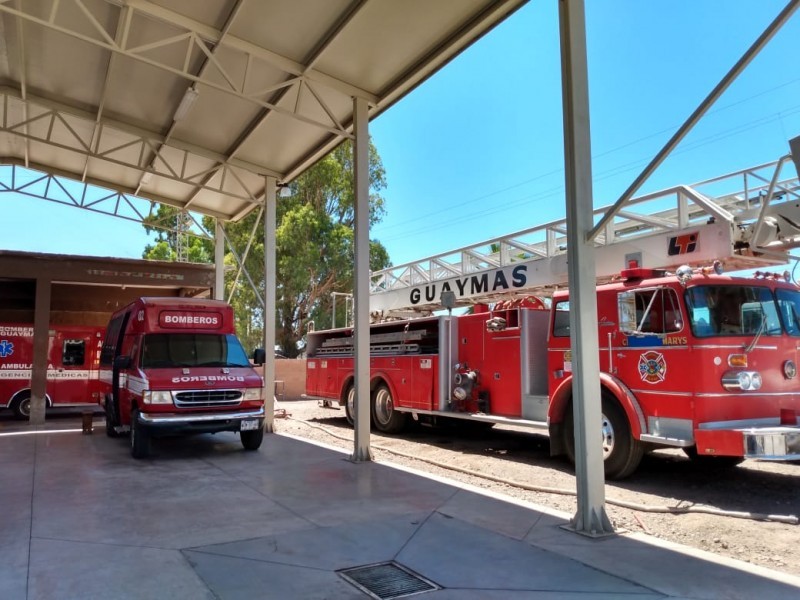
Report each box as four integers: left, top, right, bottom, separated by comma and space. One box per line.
601, 412, 615, 458
375, 389, 392, 424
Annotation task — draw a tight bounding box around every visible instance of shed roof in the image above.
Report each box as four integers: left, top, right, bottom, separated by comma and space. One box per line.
0, 0, 527, 222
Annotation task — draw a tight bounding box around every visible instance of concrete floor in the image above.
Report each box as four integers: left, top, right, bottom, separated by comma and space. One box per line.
1, 416, 799, 599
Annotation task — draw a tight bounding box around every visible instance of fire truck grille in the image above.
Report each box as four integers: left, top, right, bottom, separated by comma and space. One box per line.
338, 562, 439, 599
174, 390, 242, 407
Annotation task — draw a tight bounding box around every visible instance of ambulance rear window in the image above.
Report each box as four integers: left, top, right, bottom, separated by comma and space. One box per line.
62, 339, 85, 366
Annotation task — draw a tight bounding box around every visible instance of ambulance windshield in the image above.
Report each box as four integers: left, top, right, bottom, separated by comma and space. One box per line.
140, 333, 251, 369
685, 285, 782, 338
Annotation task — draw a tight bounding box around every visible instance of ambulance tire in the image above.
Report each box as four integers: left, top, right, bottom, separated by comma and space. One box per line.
344, 384, 355, 427
130, 408, 151, 459
11, 394, 32, 420
105, 397, 123, 438
240, 428, 264, 451
371, 384, 407, 433
682, 446, 745, 468
563, 393, 644, 480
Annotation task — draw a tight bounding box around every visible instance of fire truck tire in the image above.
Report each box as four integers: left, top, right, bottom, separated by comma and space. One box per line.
11, 394, 32, 420
130, 408, 151, 459
241, 428, 264, 451
371, 384, 407, 433
105, 397, 123, 438
563, 393, 644, 480
682, 446, 745, 468
344, 384, 355, 427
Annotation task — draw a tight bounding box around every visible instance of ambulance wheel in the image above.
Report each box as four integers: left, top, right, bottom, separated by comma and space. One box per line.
105, 397, 122, 438
682, 446, 745, 468
11, 394, 31, 420
241, 428, 264, 451
371, 384, 407, 433
344, 384, 355, 427
563, 393, 644, 480
130, 408, 151, 459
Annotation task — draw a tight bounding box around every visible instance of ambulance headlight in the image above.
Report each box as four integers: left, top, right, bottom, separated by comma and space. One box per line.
143, 390, 173, 404
242, 388, 262, 402
784, 360, 797, 379
721, 370, 762, 391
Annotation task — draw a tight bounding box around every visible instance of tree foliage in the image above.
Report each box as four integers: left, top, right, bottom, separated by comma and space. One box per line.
142, 140, 391, 357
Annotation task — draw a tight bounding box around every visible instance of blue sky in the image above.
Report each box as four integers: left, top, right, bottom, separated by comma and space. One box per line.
3, 0, 800, 269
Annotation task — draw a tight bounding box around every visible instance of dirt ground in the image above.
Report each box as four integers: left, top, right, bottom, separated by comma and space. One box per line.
275, 399, 800, 577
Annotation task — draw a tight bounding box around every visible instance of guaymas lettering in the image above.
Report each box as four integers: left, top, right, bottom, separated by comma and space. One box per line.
410, 265, 527, 305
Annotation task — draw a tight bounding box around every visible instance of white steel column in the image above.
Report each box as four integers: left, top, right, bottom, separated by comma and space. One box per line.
558, 0, 613, 536
352, 96, 373, 462
263, 177, 278, 433
214, 219, 225, 300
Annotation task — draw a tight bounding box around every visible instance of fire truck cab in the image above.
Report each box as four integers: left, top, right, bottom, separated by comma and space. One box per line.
99, 297, 266, 458
1, 323, 104, 419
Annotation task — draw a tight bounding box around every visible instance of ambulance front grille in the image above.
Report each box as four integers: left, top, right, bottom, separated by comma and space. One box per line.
174, 390, 242, 407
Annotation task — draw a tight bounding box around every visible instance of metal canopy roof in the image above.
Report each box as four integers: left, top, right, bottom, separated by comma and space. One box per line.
0, 0, 527, 222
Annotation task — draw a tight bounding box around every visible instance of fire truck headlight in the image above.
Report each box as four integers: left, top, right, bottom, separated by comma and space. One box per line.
242, 388, 262, 402
784, 360, 797, 379
453, 386, 468, 402
143, 390, 172, 405
749, 372, 762, 390
721, 371, 762, 391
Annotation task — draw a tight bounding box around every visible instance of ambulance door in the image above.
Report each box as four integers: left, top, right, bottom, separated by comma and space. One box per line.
52, 331, 91, 406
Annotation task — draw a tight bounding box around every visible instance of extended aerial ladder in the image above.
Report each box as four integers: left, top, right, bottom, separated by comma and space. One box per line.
370, 154, 800, 317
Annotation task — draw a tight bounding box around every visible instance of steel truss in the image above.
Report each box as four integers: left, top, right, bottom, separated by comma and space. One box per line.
0, 163, 271, 304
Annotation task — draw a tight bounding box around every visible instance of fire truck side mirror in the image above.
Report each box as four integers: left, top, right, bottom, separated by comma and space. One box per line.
113, 355, 132, 370
252, 348, 266, 366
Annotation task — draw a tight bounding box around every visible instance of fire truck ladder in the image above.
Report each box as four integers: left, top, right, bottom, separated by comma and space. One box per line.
314, 328, 436, 356
370, 158, 800, 316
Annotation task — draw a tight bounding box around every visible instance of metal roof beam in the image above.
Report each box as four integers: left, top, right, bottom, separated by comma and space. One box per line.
0, 1, 360, 138
0, 86, 281, 179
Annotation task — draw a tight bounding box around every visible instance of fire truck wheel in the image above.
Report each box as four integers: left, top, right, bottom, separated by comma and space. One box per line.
105, 397, 123, 438
11, 394, 32, 420
130, 408, 151, 459
344, 384, 355, 427
371, 384, 407, 433
563, 393, 644, 480
241, 428, 264, 451
682, 446, 745, 468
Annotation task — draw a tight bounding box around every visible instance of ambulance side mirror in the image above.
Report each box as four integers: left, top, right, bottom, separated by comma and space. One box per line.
252, 348, 266, 366
113, 355, 132, 370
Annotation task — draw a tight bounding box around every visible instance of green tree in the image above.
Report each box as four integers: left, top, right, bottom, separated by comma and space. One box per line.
142, 139, 391, 357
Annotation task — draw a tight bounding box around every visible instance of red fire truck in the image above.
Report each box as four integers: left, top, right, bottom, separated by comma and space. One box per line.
305, 159, 800, 478
0, 323, 104, 419
99, 297, 266, 458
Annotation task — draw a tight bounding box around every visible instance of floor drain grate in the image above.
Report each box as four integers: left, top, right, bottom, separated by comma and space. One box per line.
338, 561, 440, 599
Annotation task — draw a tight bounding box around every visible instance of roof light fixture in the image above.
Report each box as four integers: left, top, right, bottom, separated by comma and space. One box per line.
173, 87, 199, 122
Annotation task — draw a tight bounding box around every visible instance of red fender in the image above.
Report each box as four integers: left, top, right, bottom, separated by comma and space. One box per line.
548, 373, 646, 439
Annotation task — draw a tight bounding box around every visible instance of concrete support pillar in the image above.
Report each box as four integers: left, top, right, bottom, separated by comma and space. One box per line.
558, 0, 613, 536
29, 278, 52, 426
352, 96, 373, 462
214, 219, 225, 300
263, 177, 278, 433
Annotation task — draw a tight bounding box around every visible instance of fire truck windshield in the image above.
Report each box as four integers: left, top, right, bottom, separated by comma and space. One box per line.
685, 285, 783, 338
140, 333, 252, 369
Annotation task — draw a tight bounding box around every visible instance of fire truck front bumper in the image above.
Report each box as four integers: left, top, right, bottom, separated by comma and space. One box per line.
136, 407, 266, 436
694, 425, 800, 460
